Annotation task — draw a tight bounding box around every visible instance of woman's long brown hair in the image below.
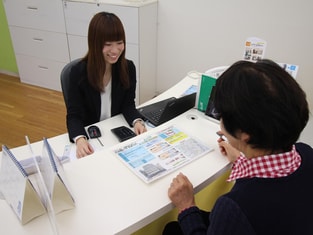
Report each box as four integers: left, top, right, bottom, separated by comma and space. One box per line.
84, 12, 129, 92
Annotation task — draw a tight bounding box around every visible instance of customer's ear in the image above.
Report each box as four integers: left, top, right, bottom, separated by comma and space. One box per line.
239, 131, 250, 143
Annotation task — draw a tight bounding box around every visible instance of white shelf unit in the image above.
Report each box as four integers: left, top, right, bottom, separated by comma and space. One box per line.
3, 0, 70, 91
63, 0, 158, 104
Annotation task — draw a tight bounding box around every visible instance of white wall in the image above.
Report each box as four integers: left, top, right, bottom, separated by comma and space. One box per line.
156, 0, 313, 101
156, 0, 313, 145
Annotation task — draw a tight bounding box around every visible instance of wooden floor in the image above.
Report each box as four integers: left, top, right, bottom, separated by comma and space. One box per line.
0, 73, 67, 151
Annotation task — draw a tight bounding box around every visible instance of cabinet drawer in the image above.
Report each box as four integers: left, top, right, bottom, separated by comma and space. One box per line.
15, 55, 66, 91
9, 27, 69, 63
3, 0, 66, 33
64, 1, 139, 44
67, 35, 88, 60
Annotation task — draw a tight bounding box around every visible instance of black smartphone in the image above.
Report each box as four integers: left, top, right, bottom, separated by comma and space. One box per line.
111, 126, 136, 142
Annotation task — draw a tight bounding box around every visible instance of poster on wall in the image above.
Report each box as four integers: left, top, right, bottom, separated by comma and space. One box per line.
278, 63, 299, 79
244, 37, 267, 62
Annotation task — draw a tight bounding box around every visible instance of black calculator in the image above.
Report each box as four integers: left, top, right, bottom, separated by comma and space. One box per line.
111, 126, 136, 142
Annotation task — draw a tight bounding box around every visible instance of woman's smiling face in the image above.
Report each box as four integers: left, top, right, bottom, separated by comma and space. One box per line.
102, 40, 125, 64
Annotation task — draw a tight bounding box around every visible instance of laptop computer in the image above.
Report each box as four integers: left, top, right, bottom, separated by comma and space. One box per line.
137, 92, 196, 126
205, 86, 220, 122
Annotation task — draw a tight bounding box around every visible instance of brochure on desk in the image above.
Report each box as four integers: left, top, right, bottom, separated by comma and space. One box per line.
113, 125, 213, 183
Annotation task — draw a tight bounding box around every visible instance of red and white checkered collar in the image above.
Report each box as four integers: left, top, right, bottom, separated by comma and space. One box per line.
227, 145, 301, 182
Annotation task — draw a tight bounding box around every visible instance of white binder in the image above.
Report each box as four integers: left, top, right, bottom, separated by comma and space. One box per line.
0, 145, 46, 225
0, 138, 75, 228
40, 138, 75, 214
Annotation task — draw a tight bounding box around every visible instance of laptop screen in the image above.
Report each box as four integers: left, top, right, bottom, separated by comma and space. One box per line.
138, 92, 196, 126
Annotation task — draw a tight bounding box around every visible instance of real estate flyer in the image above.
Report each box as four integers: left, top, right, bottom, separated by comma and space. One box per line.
113, 125, 213, 183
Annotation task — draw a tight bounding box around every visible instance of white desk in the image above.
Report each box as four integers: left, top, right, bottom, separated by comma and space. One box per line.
0, 75, 230, 235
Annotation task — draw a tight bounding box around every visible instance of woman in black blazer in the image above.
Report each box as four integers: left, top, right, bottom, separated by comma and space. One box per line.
66, 12, 146, 158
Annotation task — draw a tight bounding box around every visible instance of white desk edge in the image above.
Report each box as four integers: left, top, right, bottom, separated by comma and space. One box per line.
0, 74, 231, 235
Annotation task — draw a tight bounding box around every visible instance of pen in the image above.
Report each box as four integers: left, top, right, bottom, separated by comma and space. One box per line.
216, 132, 226, 141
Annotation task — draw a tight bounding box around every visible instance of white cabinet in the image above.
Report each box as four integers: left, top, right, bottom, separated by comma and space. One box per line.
3, 0, 70, 91
63, 0, 158, 104
3, 0, 157, 102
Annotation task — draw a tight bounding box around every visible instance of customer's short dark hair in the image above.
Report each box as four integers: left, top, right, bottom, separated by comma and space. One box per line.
214, 59, 309, 152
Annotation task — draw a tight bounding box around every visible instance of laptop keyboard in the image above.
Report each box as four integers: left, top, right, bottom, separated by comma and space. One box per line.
145, 108, 164, 123
138, 93, 196, 126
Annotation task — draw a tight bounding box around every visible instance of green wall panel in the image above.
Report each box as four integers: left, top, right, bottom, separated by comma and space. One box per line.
0, 0, 18, 73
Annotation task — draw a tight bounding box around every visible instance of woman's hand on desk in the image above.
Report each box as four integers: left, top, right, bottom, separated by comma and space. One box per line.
76, 137, 94, 158
133, 119, 147, 135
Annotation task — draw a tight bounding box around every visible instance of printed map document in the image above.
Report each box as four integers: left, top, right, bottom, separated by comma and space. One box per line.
113, 125, 213, 183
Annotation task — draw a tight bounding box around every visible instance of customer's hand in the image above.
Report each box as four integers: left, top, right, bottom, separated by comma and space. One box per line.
134, 121, 147, 135
76, 137, 94, 158
168, 173, 195, 213
217, 137, 240, 163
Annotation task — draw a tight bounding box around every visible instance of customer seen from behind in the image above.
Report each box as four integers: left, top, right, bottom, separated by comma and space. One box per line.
163, 59, 313, 235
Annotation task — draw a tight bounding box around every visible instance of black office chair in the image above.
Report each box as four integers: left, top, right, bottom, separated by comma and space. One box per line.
60, 58, 81, 108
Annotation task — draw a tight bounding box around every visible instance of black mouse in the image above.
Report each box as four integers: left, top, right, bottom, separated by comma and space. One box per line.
87, 125, 101, 138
